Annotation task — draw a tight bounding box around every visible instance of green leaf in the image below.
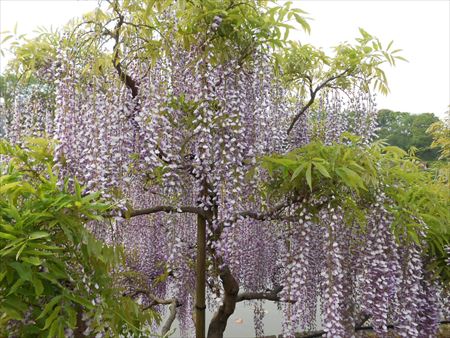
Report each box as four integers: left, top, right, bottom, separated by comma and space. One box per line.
22, 256, 42, 266
1, 34, 13, 44
0, 222, 18, 233
0, 271, 7, 283
408, 229, 421, 245
0, 181, 21, 193
47, 319, 60, 338
16, 241, 28, 260
387, 40, 394, 51
0, 303, 23, 320
293, 13, 310, 33
348, 161, 366, 172
336, 167, 366, 190
36, 296, 62, 320
22, 249, 54, 256
7, 278, 25, 296
265, 157, 297, 167
59, 224, 74, 242
29, 231, 50, 240
0, 232, 17, 240
291, 162, 307, 181
306, 162, 312, 191
42, 305, 61, 330
0, 238, 25, 256
64, 292, 95, 310
9, 261, 32, 281
394, 55, 408, 62
27, 243, 62, 251
66, 307, 77, 328
74, 179, 82, 199
313, 161, 331, 178
32, 275, 44, 296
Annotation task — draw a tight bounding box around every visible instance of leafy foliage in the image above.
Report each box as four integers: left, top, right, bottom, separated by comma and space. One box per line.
427, 113, 450, 160
0, 138, 158, 337
426, 112, 450, 184
279, 28, 405, 95
263, 134, 450, 282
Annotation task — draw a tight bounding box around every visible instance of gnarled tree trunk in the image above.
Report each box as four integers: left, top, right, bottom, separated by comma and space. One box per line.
207, 266, 239, 338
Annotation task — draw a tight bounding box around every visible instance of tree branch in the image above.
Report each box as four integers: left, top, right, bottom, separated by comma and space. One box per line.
222, 199, 290, 226
126, 289, 175, 305
236, 285, 283, 302
236, 204, 287, 221
161, 299, 178, 336
127, 205, 208, 218
286, 84, 316, 136
106, 8, 139, 98
286, 68, 352, 135
127, 289, 180, 336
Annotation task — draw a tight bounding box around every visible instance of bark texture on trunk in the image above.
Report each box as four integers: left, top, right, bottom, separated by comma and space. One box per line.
207, 266, 239, 338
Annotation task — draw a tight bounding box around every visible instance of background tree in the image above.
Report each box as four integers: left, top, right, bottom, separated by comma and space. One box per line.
1, 1, 448, 338
376, 109, 440, 161
427, 111, 450, 181
427, 111, 450, 160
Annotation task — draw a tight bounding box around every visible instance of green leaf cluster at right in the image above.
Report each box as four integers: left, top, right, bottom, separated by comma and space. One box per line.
263, 134, 450, 283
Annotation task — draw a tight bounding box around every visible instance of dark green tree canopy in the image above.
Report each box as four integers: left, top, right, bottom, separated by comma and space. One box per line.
376, 109, 440, 161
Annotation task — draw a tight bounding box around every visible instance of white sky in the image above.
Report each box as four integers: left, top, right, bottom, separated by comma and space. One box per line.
0, 0, 449, 118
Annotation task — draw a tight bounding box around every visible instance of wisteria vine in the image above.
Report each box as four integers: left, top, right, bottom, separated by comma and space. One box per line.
3, 2, 449, 337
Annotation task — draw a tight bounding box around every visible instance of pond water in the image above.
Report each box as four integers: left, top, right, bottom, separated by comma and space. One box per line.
166, 302, 283, 337
168, 301, 315, 338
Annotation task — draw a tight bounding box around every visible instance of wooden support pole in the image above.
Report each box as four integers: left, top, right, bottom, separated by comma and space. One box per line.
195, 214, 206, 338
